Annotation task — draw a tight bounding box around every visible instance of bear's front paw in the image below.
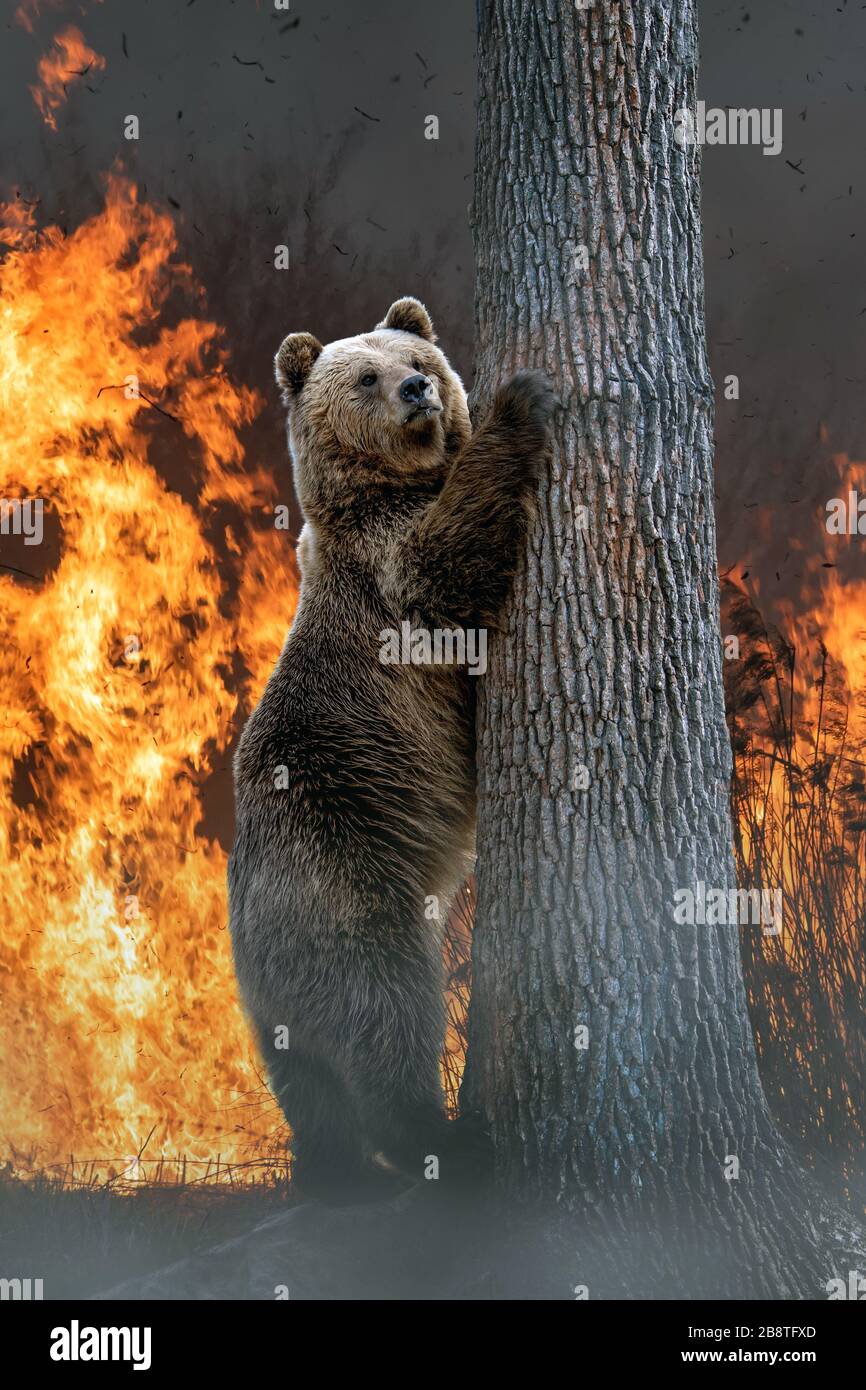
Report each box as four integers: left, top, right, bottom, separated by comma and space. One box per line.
493, 369, 557, 438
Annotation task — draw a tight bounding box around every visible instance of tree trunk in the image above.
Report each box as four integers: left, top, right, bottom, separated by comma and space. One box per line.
462, 0, 864, 1298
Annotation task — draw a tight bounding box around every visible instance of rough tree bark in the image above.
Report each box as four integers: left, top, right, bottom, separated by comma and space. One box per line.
461, 0, 864, 1298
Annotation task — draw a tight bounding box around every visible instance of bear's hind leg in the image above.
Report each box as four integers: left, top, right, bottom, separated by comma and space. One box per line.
267, 1048, 402, 1204
348, 960, 493, 1194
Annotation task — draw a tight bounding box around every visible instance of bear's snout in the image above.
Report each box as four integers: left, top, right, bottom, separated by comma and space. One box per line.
399, 373, 433, 405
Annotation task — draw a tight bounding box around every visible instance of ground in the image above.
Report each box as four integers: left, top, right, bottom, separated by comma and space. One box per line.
3, 1146, 863, 1300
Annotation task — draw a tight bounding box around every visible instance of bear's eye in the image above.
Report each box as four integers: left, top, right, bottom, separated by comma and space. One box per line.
360, 372, 377, 387
411, 359, 423, 373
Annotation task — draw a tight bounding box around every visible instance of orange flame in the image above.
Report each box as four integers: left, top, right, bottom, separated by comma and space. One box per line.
16, 1, 61, 34
727, 455, 866, 945
29, 26, 106, 131
0, 175, 298, 1181
764, 458, 866, 739
15, 0, 104, 35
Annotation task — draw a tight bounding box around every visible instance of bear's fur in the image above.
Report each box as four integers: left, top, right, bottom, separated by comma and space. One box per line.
229, 297, 554, 1200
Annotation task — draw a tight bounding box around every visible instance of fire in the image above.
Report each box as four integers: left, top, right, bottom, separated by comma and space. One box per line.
740, 458, 866, 749
29, 26, 106, 131
783, 473, 866, 721
0, 175, 298, 1181
724, 454, 866, 1165
16, 1, 66, 34
15, 0, 104, 36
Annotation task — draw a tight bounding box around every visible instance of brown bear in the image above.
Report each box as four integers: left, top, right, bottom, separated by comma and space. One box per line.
229, 297, 554, 1201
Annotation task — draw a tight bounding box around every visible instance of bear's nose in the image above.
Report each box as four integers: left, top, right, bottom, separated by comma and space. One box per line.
399, 373, 431, 404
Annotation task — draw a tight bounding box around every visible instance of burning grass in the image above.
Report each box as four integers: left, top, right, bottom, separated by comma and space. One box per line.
723, 577, 866, 1199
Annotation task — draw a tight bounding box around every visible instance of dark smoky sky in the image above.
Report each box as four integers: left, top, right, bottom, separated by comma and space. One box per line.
1, 0, 865, 628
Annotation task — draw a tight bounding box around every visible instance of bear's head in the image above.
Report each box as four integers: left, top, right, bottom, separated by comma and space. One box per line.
274, 298, 471, 520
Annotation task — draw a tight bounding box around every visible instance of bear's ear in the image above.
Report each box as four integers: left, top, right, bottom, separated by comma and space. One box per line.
274, 332, 323, 399
376, 297, 437, 343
